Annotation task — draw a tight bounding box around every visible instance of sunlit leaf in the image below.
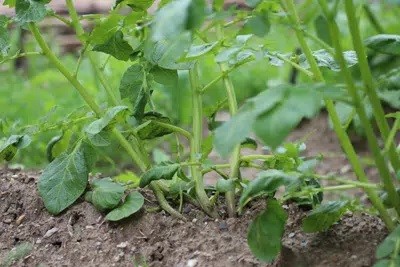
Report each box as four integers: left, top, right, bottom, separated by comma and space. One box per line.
93, 30, 133, 61
139, 163, 180, 187
105, 191, 144, 221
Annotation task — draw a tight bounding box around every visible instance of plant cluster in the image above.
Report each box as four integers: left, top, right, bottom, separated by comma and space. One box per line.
1, 0, 400, 264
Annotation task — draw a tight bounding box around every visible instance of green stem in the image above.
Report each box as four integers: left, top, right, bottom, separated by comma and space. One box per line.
384, 117, 400, 154
363, 4, 385, 34
217, 25, 241, 217
0, 52, 42, 65
241, 154, 274, 162
50, 12, 72, 27
325, 2, 400, 217
151, 121, 192, 140
284, 0, 394, 230
272, 52, 314, 77
345, 0, 400, 174
189, 64, 218, 218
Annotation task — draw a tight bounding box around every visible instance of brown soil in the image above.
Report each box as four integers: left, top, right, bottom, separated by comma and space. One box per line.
0, 113, 390, 267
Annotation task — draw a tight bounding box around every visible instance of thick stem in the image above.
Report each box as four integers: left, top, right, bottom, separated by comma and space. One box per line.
344, 0, 400, 173
217, 26, 240, 217
189, 65, 218, 218
283, 0, 394, 230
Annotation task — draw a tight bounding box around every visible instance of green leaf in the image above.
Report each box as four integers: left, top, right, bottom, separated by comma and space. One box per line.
241, 11, 270, 37
15, 0, 47, 24
239, 169, 298, 209
314, 15, 332, 46
105, 191, 144, 221
376, 225, 400, 259
152, 0, 206, 41
87, 130, 111, 147
144, 33, 193, 70
38, 147, 89, 215
117, 0, 154, 10
299, 49, 358, 71
93, 30, 133, 61
302, 201, 349, 233
253, 85, 322, 149
139, 163, 180, 188
137, 112, 173, 139
151, 66, 178, 88
216, 178, 236, 193
246, 0, 262, 7
247, 199, 288, 262
90, 13, 123, 45
87, 178, 125, 211
113, 171, 141, 188
0, 15, 10, 57
201, 134, 214, 160
365, 34, 400, 56
119, 63, 145, 105
184, 42, 220, 60
85, 106, 128, 135
0, 135, 31, 161
240, 137, 258, 150
214, 87, 285, 157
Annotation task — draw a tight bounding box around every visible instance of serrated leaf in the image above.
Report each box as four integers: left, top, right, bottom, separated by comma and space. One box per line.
247, 199, 287, 262
38, 148, 89, 215
93, 30, 133, 61
87, 178, 125, 211
216, 178, 235, 193
0, 135, 31, 161
119, 63, 145, 105
184, 42, 219, 60
365, 34, 400, 56
90, 13, 123, 45
239, 169, 298, 209
85, 106, 128, 135
105, 191, 144, 221
15, 0, 47, 24
139, 163, 180, 188
302, 201, 349, 233
137, 112, 173, 139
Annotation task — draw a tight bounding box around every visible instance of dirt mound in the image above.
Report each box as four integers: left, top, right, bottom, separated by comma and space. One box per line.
0, 168, 387, 267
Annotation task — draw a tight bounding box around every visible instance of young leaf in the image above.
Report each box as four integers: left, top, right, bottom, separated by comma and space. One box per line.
15, 0, 47, 24
113, 171, 141, 188
139, 163, 180, 188
302, 200, 349, 233
314, 15, 331, 46
105, 191, 144, 221
86, 178, 125, 211
247, 199, 288, 262
239, 169, 298, 209
93, 31, 133, 61
241, 11, 270, 37
365, 34, 400, 56
85, 106, 128, 136
0, 135, 31, 161
38, 148, 89, 215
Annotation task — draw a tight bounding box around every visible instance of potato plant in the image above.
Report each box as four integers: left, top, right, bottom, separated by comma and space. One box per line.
1, 0, 400, 263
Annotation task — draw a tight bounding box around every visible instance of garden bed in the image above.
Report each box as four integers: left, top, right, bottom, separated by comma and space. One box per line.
0, 113, 388, 267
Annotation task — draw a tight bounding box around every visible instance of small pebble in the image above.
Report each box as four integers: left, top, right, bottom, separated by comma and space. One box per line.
117, 241, 129, 249
36, 239, 42, 244
219, 221, 228, 231
43, 227, 59, 238
288, 232, 295, 238
192, 218, 198, 223
183, 206, 191, 214
3, 218, 12, 224
187, 259, 198, 267
85, 225, 94, 230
